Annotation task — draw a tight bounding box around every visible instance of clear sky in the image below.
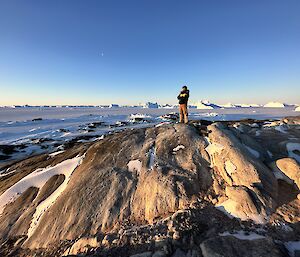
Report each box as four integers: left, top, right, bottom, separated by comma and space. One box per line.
0, 0, 299, 105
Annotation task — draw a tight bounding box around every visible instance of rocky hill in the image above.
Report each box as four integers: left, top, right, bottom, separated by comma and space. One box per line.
0, 117, 299, 257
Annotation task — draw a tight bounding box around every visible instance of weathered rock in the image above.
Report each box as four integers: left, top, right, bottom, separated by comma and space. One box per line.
276, 158, 300, 188
172, 248, 187, 257
0, 120, 299, 256
200, 236, 284, 257
130, 252, 152, 257
223, 186, 264, 222
102, 234, 116, 247
172, 231, 181, 241
17, 124, 213, 249
207, 123, 277, 222
152, 250, 167, 257
64, 236, 100, 255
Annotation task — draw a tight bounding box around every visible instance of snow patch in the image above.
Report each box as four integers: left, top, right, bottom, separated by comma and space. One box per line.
225, 161, 237, 175
49, 150, 65, 157
173, 145, 185, 153
205, 141, 223, 155
205, 138, 224, 167
219, 230, 265, 240
255, 130, 261, 137
156, 122, 171, 127
129, 113, 151, 119
147, 147, 156, 170
0, 169, 17, 178
0, 155, 84, 216
127, 160, 142, 174
274, 125, 288, 134
286, 142, 300, 163
285, 241, 300, 257
233, 124, 244, 132
27, 155, 85, 238
244, 145, 260, 158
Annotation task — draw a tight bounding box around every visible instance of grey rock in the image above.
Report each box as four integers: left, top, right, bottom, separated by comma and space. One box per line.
130, 252, 152, 257
152, 250, 167, 257
200, 236, 284, 257
172, 248, 187, 257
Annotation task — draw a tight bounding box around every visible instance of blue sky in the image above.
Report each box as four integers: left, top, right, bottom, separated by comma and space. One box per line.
0, 0, 299, 105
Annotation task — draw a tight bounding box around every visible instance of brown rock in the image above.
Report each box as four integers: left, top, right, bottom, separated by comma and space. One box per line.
276, 158, 300, 188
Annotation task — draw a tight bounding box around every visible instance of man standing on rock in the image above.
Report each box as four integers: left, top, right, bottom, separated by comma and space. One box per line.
177, 85, 189, 124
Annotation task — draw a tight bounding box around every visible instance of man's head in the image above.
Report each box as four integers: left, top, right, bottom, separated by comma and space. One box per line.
182, 85, 188, 91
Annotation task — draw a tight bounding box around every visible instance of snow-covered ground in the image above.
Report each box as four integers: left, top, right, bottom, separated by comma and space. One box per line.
0, 106, 298, 164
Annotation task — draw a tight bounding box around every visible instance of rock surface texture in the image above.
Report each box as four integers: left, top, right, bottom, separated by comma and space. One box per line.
0, 117, 299, 257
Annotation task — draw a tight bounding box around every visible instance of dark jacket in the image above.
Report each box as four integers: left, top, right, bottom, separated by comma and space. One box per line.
177, 90, 189, 104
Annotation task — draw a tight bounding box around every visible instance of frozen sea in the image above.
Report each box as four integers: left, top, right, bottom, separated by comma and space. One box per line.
0, 106, 298, 166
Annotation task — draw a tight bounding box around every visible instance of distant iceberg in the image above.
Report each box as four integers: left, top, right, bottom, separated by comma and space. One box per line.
142, 102, 159, 108
263, 102, 287, 108
109, 104, 120, 108
221, 103, 237, 108
194, 100, 221, 109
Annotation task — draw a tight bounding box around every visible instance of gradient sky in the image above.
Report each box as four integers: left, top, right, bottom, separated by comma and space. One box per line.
0, 0, 299, 105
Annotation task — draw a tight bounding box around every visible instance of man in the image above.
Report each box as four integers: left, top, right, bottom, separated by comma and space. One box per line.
177, 85, 189, 124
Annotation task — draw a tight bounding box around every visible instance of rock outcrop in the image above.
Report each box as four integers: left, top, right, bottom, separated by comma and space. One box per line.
0, 117, 299, 256
200, 236, 283, 257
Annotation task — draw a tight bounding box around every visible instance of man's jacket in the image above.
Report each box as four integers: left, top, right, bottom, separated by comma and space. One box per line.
177, 90, 189, 104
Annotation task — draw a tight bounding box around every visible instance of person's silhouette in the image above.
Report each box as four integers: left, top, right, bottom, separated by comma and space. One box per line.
177, 86, 189, 124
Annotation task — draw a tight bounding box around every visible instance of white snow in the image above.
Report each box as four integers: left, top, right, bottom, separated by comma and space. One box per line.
274, 125, 288, 134
190, 112, 218, 118
0, 155, 84, 215
147, 147, 156, 170
173, 145, 185, 152
244, 145, 260, 158
49, 150, 65, 157
27, 155, 85, 238
219, 230, 265, 240
0, 106, 298, 162
286, 142, 300, 163
194, 101, 215, 109
205, 140, 224, 155
225, 161, 237, 175
263, 121, 288, 134
127, 159, 142, 174
0, 169, 17, 178
155, 122, 171, 127
295, 106, 300, 112
285, 241, 300, 257
233, 124, 244, 132
249, 123, 259, 128
263, 121, 280, 127
255, 130, 261, 137
205, 138, 224, 167
221, 103, 237, 108
264, 102, 286, 108
129, 113, 151, 119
